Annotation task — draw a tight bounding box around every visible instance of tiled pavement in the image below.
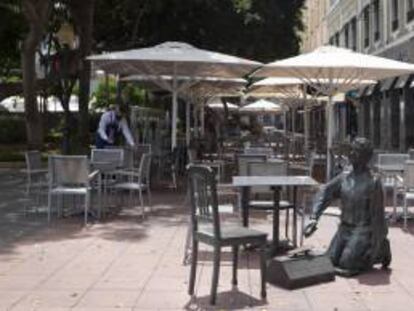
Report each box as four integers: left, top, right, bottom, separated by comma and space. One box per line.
1, 169, 414, 310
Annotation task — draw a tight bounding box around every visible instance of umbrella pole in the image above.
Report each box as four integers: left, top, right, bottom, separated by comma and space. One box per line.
172, 80, 178, 151
186, 101, 191, 147
303, 89, 309, 156
200, 105, 205, 137
326, 95, 333, 181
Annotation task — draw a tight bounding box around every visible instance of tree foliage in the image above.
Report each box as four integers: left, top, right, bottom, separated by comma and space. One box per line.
93, 0, 305, 62
0, 1, 25, 79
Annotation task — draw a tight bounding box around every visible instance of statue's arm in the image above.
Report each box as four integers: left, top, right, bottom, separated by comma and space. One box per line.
310, 173, 343, 221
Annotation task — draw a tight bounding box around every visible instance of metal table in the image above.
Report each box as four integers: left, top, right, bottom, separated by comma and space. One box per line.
233, 176, 318, 256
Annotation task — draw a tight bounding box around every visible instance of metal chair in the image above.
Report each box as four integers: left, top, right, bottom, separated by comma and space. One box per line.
112, 153, 152, 217
134, 144, 152, 167
24, 151, 48, 214
378, 153, 409, 219
90, 148, 124, 210
401, 160, 414, 230
47, 155, 99, 225
187, 165, 267, 305
91, 148, 124, 168
237, 154, 267, 176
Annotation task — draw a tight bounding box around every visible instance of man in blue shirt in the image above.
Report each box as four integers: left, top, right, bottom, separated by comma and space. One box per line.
95, 105, 135, 149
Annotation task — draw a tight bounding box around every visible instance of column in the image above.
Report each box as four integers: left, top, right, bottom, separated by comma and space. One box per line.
400, 89, 406, 152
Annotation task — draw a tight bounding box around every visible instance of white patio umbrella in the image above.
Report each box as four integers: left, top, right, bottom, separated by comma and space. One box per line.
253, 45, 414, 179
240, 99, 282, 113
88, 42, 261, 149
248, 77, 376, 153
121, 74, 246, 144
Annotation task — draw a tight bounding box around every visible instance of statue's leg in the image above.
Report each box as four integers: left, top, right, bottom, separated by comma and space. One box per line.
328, 225, 349, 267
379, 238, 392, 269
338, 229, 371, 273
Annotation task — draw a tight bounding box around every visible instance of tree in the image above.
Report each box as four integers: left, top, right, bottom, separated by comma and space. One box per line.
21, 0, 50, 149
70, 0, 95, 152
93, 0, 305, 62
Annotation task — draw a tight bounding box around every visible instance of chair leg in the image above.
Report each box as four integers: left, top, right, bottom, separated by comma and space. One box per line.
147, 187, 152, 210
404, 196, 408, 231
138, 189, 145, 218
300, 209, 305, 247
232, 245, 239, 286
210, 246, 221, 305
188, 239, 198, 295
183, 220, 192, 265
393, 184, 397, 221
85, 192, 90, 225
47, 191, 52, 223
285, 208, 290, 239
259, 243, 267, 299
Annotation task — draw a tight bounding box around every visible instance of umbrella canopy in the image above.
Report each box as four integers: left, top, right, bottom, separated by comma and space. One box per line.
254, 45, 414, 82
253, 45, 414, 180
240, 99, 282, 114
89, 42, 260, 149
248, 77, 376, 97
207, 99, 239, 111
89, 41, 261, 78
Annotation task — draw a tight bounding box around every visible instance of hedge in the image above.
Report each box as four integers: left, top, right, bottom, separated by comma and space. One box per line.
0, 115, 26, 144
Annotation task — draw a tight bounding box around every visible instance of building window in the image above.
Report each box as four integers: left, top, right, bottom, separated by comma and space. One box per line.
351, 17, 357, 51
344, 24, 349, 48
373, 0, 380, 41
363, 6, 370, 48
392, 0, 399, 31
335, 32, 340, 46
408, 0, 414, 22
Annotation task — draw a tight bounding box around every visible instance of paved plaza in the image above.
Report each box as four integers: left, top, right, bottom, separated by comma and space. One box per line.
1, 169, 414, 310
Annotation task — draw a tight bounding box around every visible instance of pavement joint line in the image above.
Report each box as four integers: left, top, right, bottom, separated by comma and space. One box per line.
301, 289, 314, 311
69, 236, 137, 309
132, 220, 182, 309
7, 233, 99, 310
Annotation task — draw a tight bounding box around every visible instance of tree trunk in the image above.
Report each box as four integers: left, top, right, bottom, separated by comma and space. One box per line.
71, 0, 95, 152
21, 0, 50, 150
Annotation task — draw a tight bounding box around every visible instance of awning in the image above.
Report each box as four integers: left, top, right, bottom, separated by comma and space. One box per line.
365, 84, 377, 96
379, 77, 396, 92
394, 74, 411, 89
356, 86, 368, 98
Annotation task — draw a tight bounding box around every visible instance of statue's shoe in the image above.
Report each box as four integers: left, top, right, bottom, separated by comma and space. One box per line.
334, 267, 359, 277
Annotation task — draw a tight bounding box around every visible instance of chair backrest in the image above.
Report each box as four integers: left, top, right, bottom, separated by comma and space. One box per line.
25, 151, 42, 171
91, 148, 124, 168
122, 147, 134, 169
187, 165, 220, 238
404, 160, 414, 189
378, 153, 409, 172
237, 154, 267, 176
408, 149, 414, 160
138, 153, 152, 185
48, 155, 89, 186
248, 160, 288, 193
244, 147, 274, 157
134, 144, 152, 167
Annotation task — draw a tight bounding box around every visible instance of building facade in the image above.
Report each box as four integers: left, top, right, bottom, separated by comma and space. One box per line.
302, 0, 329, 52
304, 0, 414, 151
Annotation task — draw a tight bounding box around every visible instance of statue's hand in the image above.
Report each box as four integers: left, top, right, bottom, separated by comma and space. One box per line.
304, 219, 318, 238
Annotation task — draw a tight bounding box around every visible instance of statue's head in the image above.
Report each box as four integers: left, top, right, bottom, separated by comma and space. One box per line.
349, 137, 373, 168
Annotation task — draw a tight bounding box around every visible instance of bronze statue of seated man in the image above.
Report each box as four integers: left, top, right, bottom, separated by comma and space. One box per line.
304, 137, 391, 276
